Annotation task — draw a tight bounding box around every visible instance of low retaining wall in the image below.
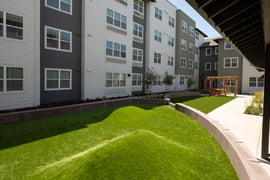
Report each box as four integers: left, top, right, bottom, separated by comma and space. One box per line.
164, 91, 200, 99
175, 103, 269, 180
0, 98, 169, 124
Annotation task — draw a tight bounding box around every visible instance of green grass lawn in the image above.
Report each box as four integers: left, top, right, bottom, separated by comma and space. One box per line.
171, 96, 236, 113
0, 105, 238, 180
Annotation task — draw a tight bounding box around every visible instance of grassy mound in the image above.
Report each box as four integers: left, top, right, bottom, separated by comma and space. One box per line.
0, 105, 238, 180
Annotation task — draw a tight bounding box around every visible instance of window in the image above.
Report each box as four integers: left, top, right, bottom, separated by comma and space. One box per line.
195, 31, 199, 40
205, 48, 212, 56
195, 47, 199, 54
214, 62, 218, 71
134, 0, 144, 15
133, 48, 143, 63
106, 40, 126, 59
0, 11, 23, 40
258, 77, 264, 87
188, 43, 194, 53
133, 23, 143, 39
168, 16, 174, 27
45, 68, 71, 90
224, 41, 233, 49
179, 76, 185, 85
215, 47, 219, 55
168, 36, 174, 47
182, 21, 187, 33
224, 57, 238, 68
189, 26, 194, 37
224, 80, 235, 87
249, 77, 264, 87
154, 52, 161, 64
168, 56, 173, 66
249, 77, 256, 87
45, 26, 72, 52
188, 59, 193, 69
107, 9, 127, 31
0, 66, 23, 92
194, 62, 198, 69
45, 0, 72, 14
180, 57, 186, 68
155, 7, 162, 20
154, 30, 162, 42
154, 75, 162, 85
181, 39, 187, 51
106, 72, 126, 88
205, 62, 211, 71
132, 73, 142, 86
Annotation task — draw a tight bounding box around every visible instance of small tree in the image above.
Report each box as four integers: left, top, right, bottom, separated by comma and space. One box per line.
187, 77, 194, 89
144, 68, 157, 94
163, 71, 175, 91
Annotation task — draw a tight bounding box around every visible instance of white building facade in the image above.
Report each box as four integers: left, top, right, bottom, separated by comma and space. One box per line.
0, 0, 40, 110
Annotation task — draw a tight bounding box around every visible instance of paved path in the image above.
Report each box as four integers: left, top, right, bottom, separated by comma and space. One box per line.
208, 94, 270, 176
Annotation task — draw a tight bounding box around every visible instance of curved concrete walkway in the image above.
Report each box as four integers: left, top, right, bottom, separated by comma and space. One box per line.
208, 94, 270, 177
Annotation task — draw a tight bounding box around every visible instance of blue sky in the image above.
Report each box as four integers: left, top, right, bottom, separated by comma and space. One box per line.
168, 0, 221, 38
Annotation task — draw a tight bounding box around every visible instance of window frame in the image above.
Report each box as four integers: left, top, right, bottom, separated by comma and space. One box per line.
224, 57, 239, 68
167, 56, 174, 66
0, 66, 24, 93
134, 0, 144, 15
188, 59, 193, 69
154, 52, 161, 64
215, 47, 219, 55
107, 8, 127, 31
249, 77, 257, 87
181, 39, 187, 51
154, 30, 162, 42
45, 0, 73, 15
168, 36, 174, 47
224, 41, 233, 50
132, 48, 143, 63
181, 21, 187, 33
205, 48, 212, 56
180, 57, 186, 68
132, 73, 143, 87
0, 11, 24, 40
133, 22, 143, 39
205, 62, 211, 71
179, 76, 185, 85
106, 40, 126, 59
105, 72, 126, 88
45, 26, 72, 52
188, 42, 194, 53
189, 26, 194, 37
168, 16, 174, 27
214, 62, 218, 71
45, 68, 72, 91
155, 7, 162, 20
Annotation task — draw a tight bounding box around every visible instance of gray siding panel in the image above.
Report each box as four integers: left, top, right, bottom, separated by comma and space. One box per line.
40, 0, 81, 104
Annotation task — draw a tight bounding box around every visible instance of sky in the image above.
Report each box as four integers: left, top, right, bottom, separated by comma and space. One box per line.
168, 0, 221, 38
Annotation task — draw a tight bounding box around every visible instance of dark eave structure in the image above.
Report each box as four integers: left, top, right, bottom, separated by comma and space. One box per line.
186, 0, 270, 160
186, 0, 270, 69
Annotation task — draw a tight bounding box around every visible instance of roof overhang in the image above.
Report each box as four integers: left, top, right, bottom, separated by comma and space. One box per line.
186, 0, 270, 69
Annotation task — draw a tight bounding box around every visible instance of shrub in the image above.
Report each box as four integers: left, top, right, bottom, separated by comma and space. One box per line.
245, 91, 264, 115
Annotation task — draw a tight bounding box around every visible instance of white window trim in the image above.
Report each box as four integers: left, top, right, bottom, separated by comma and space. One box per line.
214, 62, 218, 71
0, 66, 24, 93
188, 42, 194, 53
224, 41, 233, 50
133, 48, 143, 63
45, 0, 73, 15
134, 0, 144, 16
107, 8, 127, 32
168, 16, 174, 27
133, 22, 144, 39
106, 40, 127, 59
0, 11, 24, 41
189, 26, 194, 37
215, 47, 218, 55
154, 52, 161, 64
168, 36, 174, 47
223, 80, 235, 87
155, 7, 162, 20
224, 57, 239, 68
132, 73, 143, 87
180, 57, 186, 68
205, 48, 212, 56
181, 39, 187, 51
154, 30, 162, 42
105, 72, 127, 88
249, 77, 257, 87
45, 68, 72, 91
205, 62, 211, 71
45, 26, 72, 52
179, 76, 185, 85
188, 59, 193, 69
182, 21, 187, 33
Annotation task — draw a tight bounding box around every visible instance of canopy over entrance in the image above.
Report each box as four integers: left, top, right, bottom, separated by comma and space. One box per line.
203, 76, 238, 96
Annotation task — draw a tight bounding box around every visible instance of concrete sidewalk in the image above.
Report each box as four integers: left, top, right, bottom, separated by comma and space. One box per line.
208, 94, 270, 176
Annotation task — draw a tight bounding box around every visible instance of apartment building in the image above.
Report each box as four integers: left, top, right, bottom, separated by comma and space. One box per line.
145, 1, 177, 93
0, 0, 40, 110
40, 0, 82, 104
199, 38, 264, 93
175, 10, 195, 90
194, 28, 207, 89
199, 39, 218, 89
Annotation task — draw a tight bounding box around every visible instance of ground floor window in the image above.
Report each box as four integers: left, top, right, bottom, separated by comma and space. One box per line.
0, 66, 23, 92
179, 76, 185, 85
154, 74, 162, 85
132, 73, 142, 86
106, 72, 126, 88
249, 77, 264, 87
45, 68, 72, 90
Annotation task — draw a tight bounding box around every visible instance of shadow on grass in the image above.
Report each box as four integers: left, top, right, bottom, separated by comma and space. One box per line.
170, 96, 203, 104
0, 104, 158, 150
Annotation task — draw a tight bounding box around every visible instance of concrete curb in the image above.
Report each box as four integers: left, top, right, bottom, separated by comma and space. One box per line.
175, 103, 270, 180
